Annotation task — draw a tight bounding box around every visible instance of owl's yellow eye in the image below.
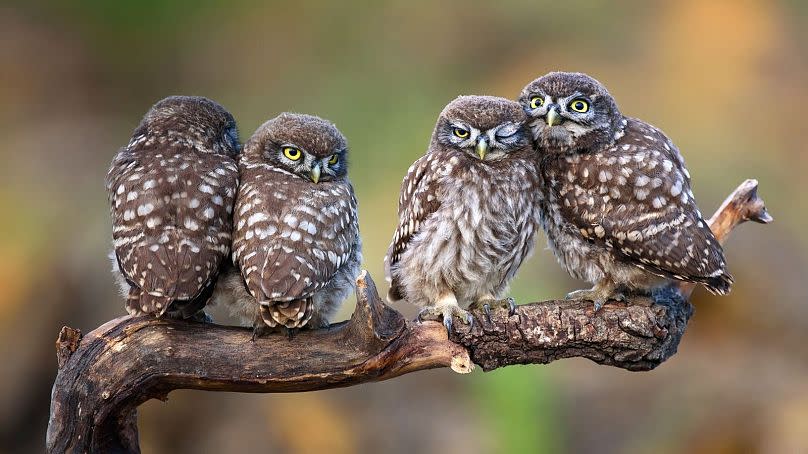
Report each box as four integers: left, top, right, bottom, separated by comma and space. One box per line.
529, 96, 544, 109
328, 154, 339, 165
453, 127, 469, 139
569, 99, 589, 113
283, 147, 302, 161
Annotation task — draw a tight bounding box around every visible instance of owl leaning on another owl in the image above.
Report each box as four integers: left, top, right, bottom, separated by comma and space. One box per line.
518, 72, 732, 310
216, 113, 362, 335
106, 96, 240, 319
385, 95, 543, 332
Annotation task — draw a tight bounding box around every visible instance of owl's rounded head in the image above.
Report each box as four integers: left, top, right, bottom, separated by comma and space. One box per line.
245, 113, 349, 184
135, 95, 240, 156
518, 72, 623, 154
433, 95, 531, 161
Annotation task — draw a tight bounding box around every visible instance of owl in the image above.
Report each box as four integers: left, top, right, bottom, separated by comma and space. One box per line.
384, 95, 542, 331
517, 71, 732, 309
106, 95, 240, 319
223, 113, 361, 334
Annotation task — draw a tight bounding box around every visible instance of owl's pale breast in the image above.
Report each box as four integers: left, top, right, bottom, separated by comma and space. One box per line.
541, 189, 607, 283
397, 152, 542, 307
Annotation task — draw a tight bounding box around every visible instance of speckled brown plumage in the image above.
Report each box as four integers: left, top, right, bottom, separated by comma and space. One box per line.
106, 96, 240, 319
384, 95, 542, 331
223, 113, 362, 332
518, 72, 732, 308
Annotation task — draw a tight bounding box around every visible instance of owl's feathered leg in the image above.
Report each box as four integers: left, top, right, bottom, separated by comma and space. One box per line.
566, 280, 626, 312
469, 296, 517, 323
417, 293, 473, 333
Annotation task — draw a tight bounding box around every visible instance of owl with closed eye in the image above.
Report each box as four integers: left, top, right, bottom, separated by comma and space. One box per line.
221, 113, 361, 335
384, 95, 542, 332
518, 71, 732, 309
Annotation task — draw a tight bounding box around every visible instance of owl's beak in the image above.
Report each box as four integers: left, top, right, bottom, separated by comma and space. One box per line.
310, 165, 321, 184
546, 106, 562, 127
476, 137, 489, 160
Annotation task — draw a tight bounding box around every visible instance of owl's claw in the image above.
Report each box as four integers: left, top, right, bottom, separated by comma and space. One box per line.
251, 324, 272, 341
469, 297, 517, 322
566, 287, 626, 312
417, 304, 473, 334
284, 327, 298, 340
505, 297, 517, 316
443, 316, 454, 333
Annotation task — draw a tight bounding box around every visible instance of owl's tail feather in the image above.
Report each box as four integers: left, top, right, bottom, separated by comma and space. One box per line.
703, 272, 734, 296
126, 288, 173, 317
259, 299, 314, 329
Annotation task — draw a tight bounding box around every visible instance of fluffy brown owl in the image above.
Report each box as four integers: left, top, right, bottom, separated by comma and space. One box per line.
106, 96, 240, 319
221, 113, 361, 334
517, 72, 732, 309
384, 95, 542, 331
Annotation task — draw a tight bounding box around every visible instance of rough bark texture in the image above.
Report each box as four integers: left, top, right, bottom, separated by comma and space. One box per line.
47, 179, 770, 453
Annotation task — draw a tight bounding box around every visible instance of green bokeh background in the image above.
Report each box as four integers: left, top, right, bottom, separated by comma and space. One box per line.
1, 1, 806, 453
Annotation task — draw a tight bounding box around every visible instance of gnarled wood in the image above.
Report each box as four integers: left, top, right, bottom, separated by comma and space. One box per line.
47, 179, 769, 453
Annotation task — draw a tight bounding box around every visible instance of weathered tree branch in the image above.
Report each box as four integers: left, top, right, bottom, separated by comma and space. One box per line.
47, 179, 770, 453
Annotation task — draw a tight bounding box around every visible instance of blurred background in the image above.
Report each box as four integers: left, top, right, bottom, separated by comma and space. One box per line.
1, 0, 806, 452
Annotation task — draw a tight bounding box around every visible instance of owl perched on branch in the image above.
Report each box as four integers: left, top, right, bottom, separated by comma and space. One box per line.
518, 72, 732, 310
106, 96, 240, 319
220, 113, 362, 335
385, 95, 542, 332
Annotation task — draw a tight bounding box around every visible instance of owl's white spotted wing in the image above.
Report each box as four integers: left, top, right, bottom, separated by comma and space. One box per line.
549, 133, 732, 293
234, 175, 359, 304
384, 154, 442, 300
107, 145, 238, 315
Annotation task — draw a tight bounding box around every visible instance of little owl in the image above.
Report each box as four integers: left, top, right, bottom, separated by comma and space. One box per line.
218, 113, 362, 335
385, 95, 542, 331
106, 95, 240, 319
518, 72, 732, 309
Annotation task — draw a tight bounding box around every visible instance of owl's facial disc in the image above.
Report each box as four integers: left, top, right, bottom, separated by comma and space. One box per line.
519, 73, 625, 154
444, 120, 524, 160
275, 143, 346, 183
522, 92, 600, 152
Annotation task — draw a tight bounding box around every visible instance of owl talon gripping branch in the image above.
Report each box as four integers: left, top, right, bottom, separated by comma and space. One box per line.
417, 303, 474, 333
469, 297, 517, 323
565, 287, 627, 312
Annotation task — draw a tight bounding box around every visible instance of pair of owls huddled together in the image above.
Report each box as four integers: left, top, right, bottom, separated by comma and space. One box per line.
107, 71, 732, 336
